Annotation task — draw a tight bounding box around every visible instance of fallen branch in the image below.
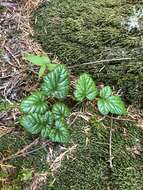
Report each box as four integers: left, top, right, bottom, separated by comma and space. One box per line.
106, 115, 136, 122
68, 57, 133, 69
0, 138, 39, 163
4, 46, 20, 67
49, 144, 77, 172
0, 2, 18, 8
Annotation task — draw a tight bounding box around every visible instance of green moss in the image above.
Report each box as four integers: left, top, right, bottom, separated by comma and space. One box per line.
33, 0, 143, 108
0, 133, 49, 189
41, 118, 143, 190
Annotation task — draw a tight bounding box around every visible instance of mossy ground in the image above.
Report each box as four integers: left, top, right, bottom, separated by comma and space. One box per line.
42, 118, 143, 190
0, 106, 49, 190
1, 0, 143, 189
33, 0, 143, 108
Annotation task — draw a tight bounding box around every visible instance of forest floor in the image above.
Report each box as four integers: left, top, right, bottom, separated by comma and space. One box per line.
0, 0, 143, 190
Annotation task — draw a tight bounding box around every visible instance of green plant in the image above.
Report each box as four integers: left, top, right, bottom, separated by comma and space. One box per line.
33, 0, 143, 109
97, 86, 126, 115
18, 168, 33, 182
19, 54, 126, 144
25, 53, 58, 78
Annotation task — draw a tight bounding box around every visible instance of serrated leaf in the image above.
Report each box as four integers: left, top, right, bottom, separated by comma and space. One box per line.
100, 86, 112, 98
41, 126, 51, 138
108, 96, 126, 115
25, 53, 51, 66
49, 120, 70, 143
44, 111, 54, 125
20, 113, 44, 134
97, 96, 126, 115
97, 98, 110, 115
20, 91, 48, 114
52, 103, 70, 120
74, 73, 97, 101
41, 65, 69, 99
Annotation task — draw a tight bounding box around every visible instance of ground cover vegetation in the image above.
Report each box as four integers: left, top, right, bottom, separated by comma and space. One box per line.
0, 0, 143, 189
33, 0, 143, 108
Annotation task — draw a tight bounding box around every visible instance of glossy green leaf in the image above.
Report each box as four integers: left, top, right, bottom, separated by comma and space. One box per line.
25, 53, 51, 66
97, 96, 126, 115
41, 65, 69, 99
20, 113, 44, 134
49, 120, 70, 143
44, 111, 54, 125
108, 96, 126, 115
20, 91, 48, 114
74, 73, 97, 101
100, 86, 112, 98
52, 103, 70, 120
97, 98, 110, 115
41, 126, 51, 138
41, 111, 54, 138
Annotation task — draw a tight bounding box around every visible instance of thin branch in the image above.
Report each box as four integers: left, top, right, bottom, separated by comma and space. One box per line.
109, 116, 113, 169
0, 2, 17, 8
4, 46, 20, 67
68, 57, 133, 69
0, 138, 39, 163
106, 115, 136, 122
23, 141, 52, 155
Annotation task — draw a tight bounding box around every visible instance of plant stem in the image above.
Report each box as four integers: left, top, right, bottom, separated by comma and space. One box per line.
109, 116, 113, 169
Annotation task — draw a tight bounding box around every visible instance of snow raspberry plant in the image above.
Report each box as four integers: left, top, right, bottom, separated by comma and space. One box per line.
19, 54, 126, 144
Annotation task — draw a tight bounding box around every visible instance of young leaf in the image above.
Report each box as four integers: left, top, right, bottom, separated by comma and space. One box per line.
108, 96, 126, 115
41, 65, 69, 99
74, 73, 97, 101
20, 91, 48, 114
52, 103, 70, 120
25, 54, 58, 77
49, 120, 70, 143
38, 65, 47, 78
25, 53, 51, 66
100, 86, 112, 98
97, 99, 110, 115
46, 64, 58, 71
20, 113, 44, 134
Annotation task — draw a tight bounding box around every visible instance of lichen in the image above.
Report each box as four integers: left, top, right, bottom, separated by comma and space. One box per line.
33, 0, 143, 108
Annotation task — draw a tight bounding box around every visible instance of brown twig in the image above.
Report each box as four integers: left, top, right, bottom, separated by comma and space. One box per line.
0, 138, 39, 163
4, 46, 21, 67
0, 2, 18, 8
49, 144, 77, 172
0, 126, 13, 138
106, 115, 136, 122
68, 57, 133, 69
